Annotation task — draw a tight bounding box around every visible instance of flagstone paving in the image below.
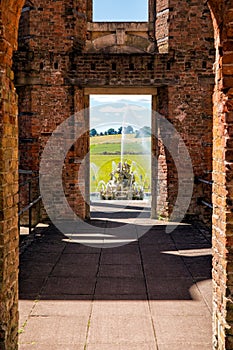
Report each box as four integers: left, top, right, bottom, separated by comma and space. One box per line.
18, 201, 212, 349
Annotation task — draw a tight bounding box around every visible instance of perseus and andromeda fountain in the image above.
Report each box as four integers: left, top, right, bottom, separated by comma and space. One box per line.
98, 161, 144, 200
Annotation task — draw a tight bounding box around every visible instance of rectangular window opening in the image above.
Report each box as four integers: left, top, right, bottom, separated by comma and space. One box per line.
93, 0, 148, 22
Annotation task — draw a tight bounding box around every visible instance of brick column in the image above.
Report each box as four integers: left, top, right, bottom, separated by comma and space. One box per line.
72, 88, 90, 219
0, 64, 19, 350
0, 1, 25, 348
211, 2, 233, 348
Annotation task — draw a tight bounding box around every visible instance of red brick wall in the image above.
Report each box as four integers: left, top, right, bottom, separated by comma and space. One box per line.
14, 0, 90, 220
209, 0, 233, 348
14, 0, 216, 222
0, 1, 24, 348
156, 0, 169, 53
165, 0, 214, 220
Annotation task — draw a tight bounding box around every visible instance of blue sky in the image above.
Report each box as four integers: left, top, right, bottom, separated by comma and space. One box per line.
93, 0, 148, 22
91, 2, 150, 132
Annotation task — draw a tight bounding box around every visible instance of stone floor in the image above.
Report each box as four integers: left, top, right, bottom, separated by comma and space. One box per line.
18, 201, 212, 350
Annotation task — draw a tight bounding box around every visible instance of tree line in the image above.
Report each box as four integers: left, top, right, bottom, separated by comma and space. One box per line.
90, 125, 151, 138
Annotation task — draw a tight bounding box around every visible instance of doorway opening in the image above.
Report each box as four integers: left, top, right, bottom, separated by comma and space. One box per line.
89, 93, 152, 220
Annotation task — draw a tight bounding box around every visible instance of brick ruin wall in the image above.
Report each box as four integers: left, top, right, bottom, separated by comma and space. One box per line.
13, 0, 215, 224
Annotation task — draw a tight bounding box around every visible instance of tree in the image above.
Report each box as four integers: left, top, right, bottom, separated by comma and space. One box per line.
125, 125, 134, 134
118, 126, 122, 134
107, 128, 116, 135
90, 128, 97, 137
135, 126, 151, 138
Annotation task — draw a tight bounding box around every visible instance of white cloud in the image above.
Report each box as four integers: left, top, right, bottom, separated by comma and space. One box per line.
90, 116, 100, 122
98, 105, 145, 113
90, 95, 151, 104
90, 95, 151, 132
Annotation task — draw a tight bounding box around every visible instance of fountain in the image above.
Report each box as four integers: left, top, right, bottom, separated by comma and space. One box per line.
99, 161, 144, 200
112, 161, 117, 172
90, 162, 99, 178
90, 162, 99, 198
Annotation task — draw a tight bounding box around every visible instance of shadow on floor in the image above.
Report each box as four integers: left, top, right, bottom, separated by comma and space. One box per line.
19, 218, 212, 302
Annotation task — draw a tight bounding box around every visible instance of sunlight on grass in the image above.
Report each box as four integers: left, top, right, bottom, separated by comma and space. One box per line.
90, 134, 151, 193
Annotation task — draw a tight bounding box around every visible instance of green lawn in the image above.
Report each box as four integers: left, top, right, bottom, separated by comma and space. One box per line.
90, 142, 150, 154
90, 134, 151, 155
90, 134, 151, 193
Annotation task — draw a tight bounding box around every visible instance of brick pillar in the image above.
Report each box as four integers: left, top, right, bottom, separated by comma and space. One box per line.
165, 0, 215, 221
72, 88, 90, 219
210, 2, 233, 348
155, 0, 169, 53
0, 65, 19, 350
0, 1, 25, 348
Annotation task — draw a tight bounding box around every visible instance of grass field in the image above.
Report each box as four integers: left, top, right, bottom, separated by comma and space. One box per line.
90, 134, 151, 192
90, 134, 151, 155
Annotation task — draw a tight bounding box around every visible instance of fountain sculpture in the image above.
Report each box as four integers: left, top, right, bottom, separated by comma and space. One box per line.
99, 161, 144, 200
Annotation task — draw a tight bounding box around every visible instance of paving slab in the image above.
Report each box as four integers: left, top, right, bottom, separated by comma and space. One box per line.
158, 343, 211, 350
19, 277, 46, 299
31, 300, 92, 317
95, 276, 147, 295
87, 314, 156, 345
62, 243, 101, 254
19, 262, 55, 279
100, 244, 140, 254
143, 260, 191, 278
38, 294, 93, 301
20, 251, 61, 264
92, 299, 150, 315
19, 315, 88, 346
153, 314, 212, 345
195, 279, 213, 311
98, 263, 144, 278
41, 276, 96, 295
100, 252, 140, 265
18, 300, 36, 329
149, 299, 211, 317
146, 276, 196, 300
87, 344, 158, 350
57, 253, 100, 265
19, 345, 83, 350
51, 262, 99, 277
